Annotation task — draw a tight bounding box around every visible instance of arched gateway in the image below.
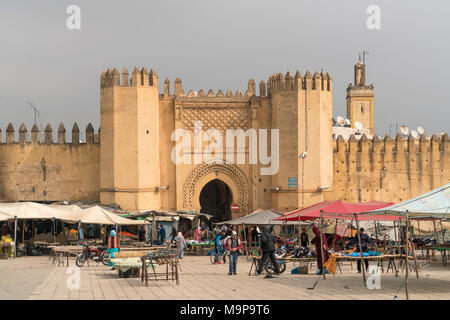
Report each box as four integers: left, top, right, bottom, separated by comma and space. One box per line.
183, 163, 250, 221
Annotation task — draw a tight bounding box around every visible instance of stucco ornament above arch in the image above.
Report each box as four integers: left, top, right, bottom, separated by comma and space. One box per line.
183, 162, 250, 214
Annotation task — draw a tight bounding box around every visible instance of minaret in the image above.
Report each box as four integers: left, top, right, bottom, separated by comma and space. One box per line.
346, 59, 374, 134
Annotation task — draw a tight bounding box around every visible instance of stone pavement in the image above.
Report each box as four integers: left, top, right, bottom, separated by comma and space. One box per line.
0, 256, 54, 300
1, 255, 448, 300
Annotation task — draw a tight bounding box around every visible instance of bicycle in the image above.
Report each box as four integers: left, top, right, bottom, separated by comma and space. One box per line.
264, 258, 287, 274
209, 246, 227, 264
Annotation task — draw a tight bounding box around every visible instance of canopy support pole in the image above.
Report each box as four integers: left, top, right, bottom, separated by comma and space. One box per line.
22, 220, 25, 246
393, 221, 398, 243
242, 223, 248, 258
53, 218, 56, 244
405, 210, 410, 300
152, 213, 156, 244
374, 220, 378, 252
319, 211, 325, 280
417, 220, 424, 264
333, 218, 338, 249
439, 220, 447, 265
62, 221, 66, 246
354, 213, 366, 287
13, 217, 17, 259
31, 220, 34, 246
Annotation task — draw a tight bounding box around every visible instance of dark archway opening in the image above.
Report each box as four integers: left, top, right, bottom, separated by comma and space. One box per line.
199, 179, 232, 223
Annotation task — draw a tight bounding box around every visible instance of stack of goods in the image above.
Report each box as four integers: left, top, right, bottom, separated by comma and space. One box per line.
67, 229, 78, 242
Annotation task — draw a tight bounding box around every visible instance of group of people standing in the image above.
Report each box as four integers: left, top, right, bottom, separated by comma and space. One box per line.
211, 223, 372, 276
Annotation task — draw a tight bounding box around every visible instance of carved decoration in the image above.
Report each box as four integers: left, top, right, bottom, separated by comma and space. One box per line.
181, 104, 250, 132
183, 163, 250, 213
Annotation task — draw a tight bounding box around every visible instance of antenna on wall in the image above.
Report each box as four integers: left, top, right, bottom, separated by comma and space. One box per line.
28, 102, 44, 139
28, 102, 40, 126
362, 50, 369, 64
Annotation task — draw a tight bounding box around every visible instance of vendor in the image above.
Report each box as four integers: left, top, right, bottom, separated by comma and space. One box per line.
194, 226, 202, 241
300, 228, 309, 248
312, 224, 330, 274
107, 229, 120, 267
350, 227, 371, 273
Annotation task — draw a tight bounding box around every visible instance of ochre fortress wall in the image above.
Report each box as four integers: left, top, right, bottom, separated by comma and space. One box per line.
0, 123, 99, 203
0, 62, 448, 218
327, 133, 450, 204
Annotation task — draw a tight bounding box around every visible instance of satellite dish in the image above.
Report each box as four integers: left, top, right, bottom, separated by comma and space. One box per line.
355, 121, 363, 131
417, 126, 425, 135
336, 116, 345, 127
344, 119, 351, 127
400, 125, 409, 138
411, 130, 419, 139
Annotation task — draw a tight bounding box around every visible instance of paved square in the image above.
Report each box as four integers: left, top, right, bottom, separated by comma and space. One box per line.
1, 255, 449, 300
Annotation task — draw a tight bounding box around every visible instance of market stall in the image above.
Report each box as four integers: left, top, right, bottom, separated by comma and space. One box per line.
215, 209, 308, 258
0, 202, 148, 258
361, 183, 450, 300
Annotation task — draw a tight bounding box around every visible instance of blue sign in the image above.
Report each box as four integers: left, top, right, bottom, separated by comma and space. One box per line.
288, 177, 297, 188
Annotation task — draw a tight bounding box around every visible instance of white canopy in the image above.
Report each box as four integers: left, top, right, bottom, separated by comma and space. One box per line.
216, 209, 309, 226
0, 202, 63, 220
0, 202, 147, 225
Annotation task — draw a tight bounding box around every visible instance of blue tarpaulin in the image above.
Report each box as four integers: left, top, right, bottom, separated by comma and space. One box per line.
362, 183, 450, 219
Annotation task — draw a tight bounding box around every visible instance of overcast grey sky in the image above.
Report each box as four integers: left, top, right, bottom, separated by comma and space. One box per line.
0, 0, 449, 139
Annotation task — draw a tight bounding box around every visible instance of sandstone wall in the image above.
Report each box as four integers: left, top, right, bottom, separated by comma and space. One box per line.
0, 123, 100, 202
326, 133, 450, 203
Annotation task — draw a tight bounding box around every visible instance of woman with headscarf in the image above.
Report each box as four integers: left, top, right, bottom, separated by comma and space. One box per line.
312, 224, 330, 274
175, 232, 187, 259
194, 226, 202, 241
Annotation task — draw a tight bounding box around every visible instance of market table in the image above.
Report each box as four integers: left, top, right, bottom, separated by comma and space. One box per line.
48, 246, 83, 267
110, 257, 156, 278
422, 244, 449, 266
34, 241, 60, 247
141, 250, 180, 286
185, 242, 215, 256
248, 254, 407, 276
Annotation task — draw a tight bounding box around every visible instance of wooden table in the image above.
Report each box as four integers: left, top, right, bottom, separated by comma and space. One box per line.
141, 250, 181, 286
248, 254, 406, 276
48, 246, 83, 267
185, 243, 215, 256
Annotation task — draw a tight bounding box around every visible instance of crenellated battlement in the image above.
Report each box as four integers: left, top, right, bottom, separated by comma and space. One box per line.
333, 133, 450, 153
101, 67, 332, 99
101, 67, 159, 88
0, 122, 100, 145
267, 70, 332, 95
164, 78, 258, 98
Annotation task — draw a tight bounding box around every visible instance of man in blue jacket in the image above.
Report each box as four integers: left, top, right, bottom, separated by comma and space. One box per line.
351, 227, 371, 273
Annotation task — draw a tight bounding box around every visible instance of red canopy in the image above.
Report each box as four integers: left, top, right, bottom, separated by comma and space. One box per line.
274, 200, 402, 221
